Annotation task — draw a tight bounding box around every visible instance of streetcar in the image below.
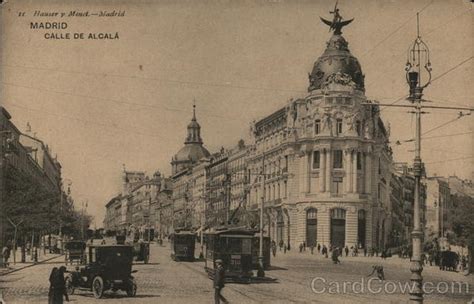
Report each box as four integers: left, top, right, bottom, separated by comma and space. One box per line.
204, 228, 255, 283
170, 231, 196, 261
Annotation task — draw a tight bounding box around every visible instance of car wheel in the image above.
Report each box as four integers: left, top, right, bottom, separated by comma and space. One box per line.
65, 277, 75, 295
92, 276, 104, 299
126, 279, 137, 297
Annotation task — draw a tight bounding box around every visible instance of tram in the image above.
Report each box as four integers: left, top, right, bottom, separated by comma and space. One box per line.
204, 228, 255, 283
170, 231, 196, 261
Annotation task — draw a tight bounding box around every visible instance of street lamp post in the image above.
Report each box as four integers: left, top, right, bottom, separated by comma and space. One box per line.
257, 153, 266, 278
405, 13, 431, 304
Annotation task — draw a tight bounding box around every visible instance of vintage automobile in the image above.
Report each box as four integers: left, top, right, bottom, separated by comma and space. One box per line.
64, 241, 86, 265
205, 228, 255, 283
132, 241, 150, 264
252, 235, 271, 270
170, 231, 196, 261
65, 245, 137, 299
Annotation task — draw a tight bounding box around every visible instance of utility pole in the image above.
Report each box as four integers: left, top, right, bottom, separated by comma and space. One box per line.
363, 13, 473, 303
257, 153, 266, 278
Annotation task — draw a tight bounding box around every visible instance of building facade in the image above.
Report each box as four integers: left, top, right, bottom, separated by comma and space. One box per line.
245, 23, 394, 251
425, 177, 452, 239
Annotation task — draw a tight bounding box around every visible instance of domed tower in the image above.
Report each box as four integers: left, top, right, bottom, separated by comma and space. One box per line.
308, 9, 364, 92
171, 105, 210, 175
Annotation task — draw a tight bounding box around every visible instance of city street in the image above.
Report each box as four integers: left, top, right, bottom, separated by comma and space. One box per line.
1, 243, 472, 304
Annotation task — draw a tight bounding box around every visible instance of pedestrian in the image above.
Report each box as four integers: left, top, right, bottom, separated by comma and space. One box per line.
310, 244, 314, 255
367, 265, 385, 281
2, 245, 10, 268
284, 244, 287, 254
317, 243, 321, 254
279, 240, 283, 251
299, 243, 303, 253
303, 241, 306, 252
52, 266, 68, 303
322, 245, 328, 258
345, 246, 349, 257
272, 244, 277, 257
48, 267, 58, 304
363, 247, 367, 257
332, 247, 341, 264
214, 259, 227, 304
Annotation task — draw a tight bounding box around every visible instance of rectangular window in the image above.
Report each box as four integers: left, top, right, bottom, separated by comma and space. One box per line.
357, 152, 362, 170
315, 120, 321, 135
312, 151, 320, 169
333, 150, 343, 169
336, 119, 343, 135
332, 177, 343, 194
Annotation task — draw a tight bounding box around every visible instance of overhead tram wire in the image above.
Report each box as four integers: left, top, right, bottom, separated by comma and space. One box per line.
359, 0, 434, 59
379, 56, 473, 112
424, 156, 474, 165
431, 56, 473, 84
0, 81, 243, 122
0, 64, 306, 94
2, 100, 167, 140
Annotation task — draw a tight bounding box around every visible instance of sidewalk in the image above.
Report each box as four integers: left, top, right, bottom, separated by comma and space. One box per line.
0, 247, 62, 276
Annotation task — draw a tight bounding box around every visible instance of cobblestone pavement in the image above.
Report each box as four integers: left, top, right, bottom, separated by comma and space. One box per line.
1, 243, 473, 303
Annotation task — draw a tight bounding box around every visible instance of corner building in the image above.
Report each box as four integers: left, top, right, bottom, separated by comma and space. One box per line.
247, 25, 392, 251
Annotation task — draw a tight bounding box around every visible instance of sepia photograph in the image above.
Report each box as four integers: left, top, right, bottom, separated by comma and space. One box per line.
0, 0, 473, 303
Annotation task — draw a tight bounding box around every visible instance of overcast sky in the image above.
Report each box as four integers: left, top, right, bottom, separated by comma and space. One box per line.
1, 0, 472, 226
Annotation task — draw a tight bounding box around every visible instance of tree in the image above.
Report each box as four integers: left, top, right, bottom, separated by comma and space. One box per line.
449, 194, 474, 274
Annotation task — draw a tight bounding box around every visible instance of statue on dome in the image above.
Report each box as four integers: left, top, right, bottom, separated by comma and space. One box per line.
320, 2, 354, 35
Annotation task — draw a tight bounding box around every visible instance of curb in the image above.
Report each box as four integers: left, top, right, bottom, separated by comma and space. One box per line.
0, 254, 63, 276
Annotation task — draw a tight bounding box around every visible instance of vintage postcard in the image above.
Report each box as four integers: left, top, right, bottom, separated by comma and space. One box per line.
0, 0, 472, 303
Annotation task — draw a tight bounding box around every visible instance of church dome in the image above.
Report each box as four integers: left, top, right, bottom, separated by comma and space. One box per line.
174, 144, 210, 163
308, 34, 365, 92
171, 104, 210, 174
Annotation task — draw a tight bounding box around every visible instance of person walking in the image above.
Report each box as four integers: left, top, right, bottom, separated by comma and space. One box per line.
299, 243, 303, 253
317, 243, 321, 254
344, 246, 349, 257
279, 240, 283, 251
214, 260, 227, 304
364, 247, 367, 257
284, 244, 287, 254
51, 266, 68, 303
48, 267, 58, 304
332, 247, 341, 264
272, 243, 277, 258
2, 245, 10, 268
367, 265, 385, 281
310, 244, 315, 255
303, 241, 306, 252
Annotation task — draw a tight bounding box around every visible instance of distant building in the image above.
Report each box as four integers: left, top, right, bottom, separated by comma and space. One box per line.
425, 177, 452, 239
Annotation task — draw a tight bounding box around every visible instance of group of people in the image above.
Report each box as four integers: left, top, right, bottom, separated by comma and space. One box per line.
48, 266, 69, 304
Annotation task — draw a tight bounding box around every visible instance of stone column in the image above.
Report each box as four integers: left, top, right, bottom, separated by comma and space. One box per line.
345, 150, 352, 193
365, 153, 372, 194
306, 152, 311, 193
353, 151, 359, 194
325, 149, 332, 193
299, 152, 305, 194
320, 149, 326, 193
346, 208, 358, 248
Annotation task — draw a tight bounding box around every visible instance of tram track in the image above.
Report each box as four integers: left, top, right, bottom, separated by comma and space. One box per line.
178, 261, 314, 303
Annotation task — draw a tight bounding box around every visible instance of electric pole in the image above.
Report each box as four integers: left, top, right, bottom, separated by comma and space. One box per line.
257, 152, 265, 278
363, 13, 473, 303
